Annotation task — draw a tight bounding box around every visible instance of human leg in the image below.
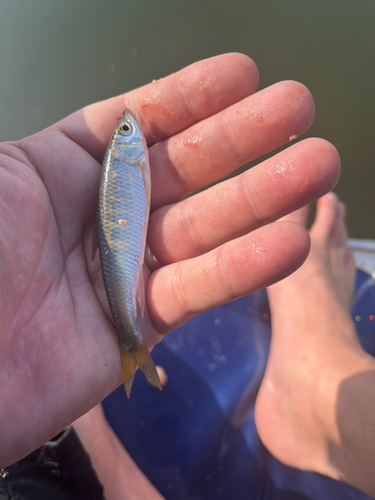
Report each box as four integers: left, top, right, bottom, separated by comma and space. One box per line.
256, 193, 375, 496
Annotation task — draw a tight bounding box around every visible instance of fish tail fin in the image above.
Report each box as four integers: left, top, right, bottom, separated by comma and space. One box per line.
120, 343, 161, 398
120, 346, 137, 398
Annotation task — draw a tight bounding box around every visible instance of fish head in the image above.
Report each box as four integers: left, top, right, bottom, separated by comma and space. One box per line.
110, 109, 147, 162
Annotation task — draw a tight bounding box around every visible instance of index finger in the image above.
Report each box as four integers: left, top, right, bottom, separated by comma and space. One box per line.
58, 53, 259, 162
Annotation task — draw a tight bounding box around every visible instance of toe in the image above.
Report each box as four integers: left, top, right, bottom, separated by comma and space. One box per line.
278, 205, 309, 227
331, 201, 348, 247
310, 192, 338, 241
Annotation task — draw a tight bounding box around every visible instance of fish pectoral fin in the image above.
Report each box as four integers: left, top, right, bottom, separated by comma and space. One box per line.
91, 224, 98, 265
120, 343, 161, 398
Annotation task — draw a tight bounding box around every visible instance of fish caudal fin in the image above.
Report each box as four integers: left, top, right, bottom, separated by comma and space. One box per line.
120, 343, 162, 398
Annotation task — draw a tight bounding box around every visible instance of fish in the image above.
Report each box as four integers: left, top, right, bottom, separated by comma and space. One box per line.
92, 109, 161, 397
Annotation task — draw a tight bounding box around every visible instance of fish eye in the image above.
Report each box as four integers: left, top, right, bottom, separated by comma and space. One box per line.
119, 122, 132, 136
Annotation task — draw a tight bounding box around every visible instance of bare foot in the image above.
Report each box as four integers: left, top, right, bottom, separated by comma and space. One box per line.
255, 193, 374, 482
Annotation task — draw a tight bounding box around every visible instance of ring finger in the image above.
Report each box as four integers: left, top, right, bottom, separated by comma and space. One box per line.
149, 138, 341, 265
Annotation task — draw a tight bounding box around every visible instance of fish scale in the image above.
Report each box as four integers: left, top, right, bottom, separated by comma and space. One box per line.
99, 155, 148, 347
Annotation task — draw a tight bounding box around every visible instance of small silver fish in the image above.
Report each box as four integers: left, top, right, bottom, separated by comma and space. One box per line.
92, 109, 161, 397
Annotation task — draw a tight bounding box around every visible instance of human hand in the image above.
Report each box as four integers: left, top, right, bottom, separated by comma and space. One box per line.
0, 53, 340, 466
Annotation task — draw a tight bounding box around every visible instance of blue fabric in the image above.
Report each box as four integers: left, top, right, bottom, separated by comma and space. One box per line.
102, 270, 375, 500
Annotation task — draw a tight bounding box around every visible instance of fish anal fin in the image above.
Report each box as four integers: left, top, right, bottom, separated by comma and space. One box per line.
120, 342, 161, 398
137, 267, 147, 318
145, 244, 154, 269
91, 224, 98, 265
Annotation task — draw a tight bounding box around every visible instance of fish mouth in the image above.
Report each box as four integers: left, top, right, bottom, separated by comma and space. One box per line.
120, 108, 135, 121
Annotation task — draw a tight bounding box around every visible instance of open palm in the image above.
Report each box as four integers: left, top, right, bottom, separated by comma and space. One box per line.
0, 54, 340, 466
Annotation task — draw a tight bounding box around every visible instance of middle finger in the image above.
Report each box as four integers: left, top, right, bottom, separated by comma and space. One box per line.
149, 138, 341, 265
150, 80, 315, 210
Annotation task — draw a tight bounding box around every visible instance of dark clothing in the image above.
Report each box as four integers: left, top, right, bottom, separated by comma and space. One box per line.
0, 427, 104, 500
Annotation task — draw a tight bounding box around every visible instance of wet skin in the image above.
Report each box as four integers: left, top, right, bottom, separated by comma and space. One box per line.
257, 194, 375, 497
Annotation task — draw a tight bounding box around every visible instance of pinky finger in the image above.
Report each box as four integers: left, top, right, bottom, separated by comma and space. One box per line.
147, 221, 310, 334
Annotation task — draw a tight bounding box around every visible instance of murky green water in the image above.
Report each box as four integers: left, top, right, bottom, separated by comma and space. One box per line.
0, 0, 374, 236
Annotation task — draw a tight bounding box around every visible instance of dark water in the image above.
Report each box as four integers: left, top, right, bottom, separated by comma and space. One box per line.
1, 0, 374, 236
